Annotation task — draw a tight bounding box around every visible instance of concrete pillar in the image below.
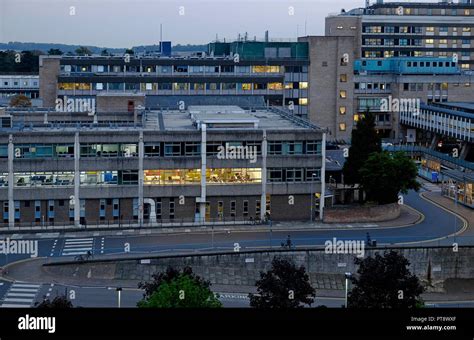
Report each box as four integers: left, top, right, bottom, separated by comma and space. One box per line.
199, 124, 207, 223
74, 132, 80, 227
260, 130, 267, 221
8, 134, 14, 228
430, 134, 440, 150
460, 142, 471, 160
138, 131, 144, 226
319, 133, 326, 221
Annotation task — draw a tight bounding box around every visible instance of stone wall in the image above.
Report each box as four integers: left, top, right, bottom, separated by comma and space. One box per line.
323, 203, 400, 223
46, 246, 473, 291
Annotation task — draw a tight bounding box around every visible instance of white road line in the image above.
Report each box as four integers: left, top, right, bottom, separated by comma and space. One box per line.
1, 304, 31, 308
11, 284, 40, 288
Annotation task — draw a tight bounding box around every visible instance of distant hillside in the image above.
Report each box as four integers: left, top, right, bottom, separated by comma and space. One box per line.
0, 42, 208, 54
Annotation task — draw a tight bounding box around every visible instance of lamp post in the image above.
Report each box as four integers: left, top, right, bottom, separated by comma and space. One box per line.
344, 272, 352, 308
310, 173, 317, 222
116, 287, 122, 308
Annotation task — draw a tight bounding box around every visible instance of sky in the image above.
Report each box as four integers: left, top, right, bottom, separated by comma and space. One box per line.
0, 0, 444, 47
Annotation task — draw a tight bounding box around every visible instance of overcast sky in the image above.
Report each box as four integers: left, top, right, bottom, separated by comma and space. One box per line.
0, 0, 440, 47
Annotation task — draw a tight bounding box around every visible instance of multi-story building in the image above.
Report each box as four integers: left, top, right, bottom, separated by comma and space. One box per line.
326, 0, 474, 70
298, 0, 474, 143
0, 105, 325, 228
39, 41, 310, 118
0, 74, 39, 100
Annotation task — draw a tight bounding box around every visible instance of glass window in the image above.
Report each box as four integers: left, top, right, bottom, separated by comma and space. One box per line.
164, 142, 181, 157
268, 142, 282, 155
185, 142, 200, 156
284, 142, 303, 155
306, 141, 322, 155
145, 144, 160, 157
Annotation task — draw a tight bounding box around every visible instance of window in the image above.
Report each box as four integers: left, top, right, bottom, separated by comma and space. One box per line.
339, 123, 346, 131
286, 168, 303, 182
425, 39, 434, 44
217, 201, 224, 219
256, 200, 261, 218
169, 199, 175, 219
339, 106, 347, 115
306, 141, 321, 155
339, 90, 347, 99
306, 169, 321, 181
185, 142, 200, 156
298, 98, 308, 106
243, 201, 249, 217
268, 142, 282, 155
284, 142, 303, 155
156, 199, 162, 220
164, 142, 181, 157
268, 169, 283, 182
340, 74, 347, 82
230, 201, 236, 217
299, 82, 308, 89
145, 144, 160, 157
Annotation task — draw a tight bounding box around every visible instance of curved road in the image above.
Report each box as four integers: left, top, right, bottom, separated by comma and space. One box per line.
0, 188, 469, 268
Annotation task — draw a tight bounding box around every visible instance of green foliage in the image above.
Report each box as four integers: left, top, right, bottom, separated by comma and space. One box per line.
101, 49, 110, 56
137, 266, 221, 308
47, 48, 63, 55
249, 257, 315, 308
0, 51, 40, 73
35, 295, 73, 308
125, 48, 134, 55
75, 46, 92, 56
359, 151, 420, 204
348, 251, 424, 308
342, 111, 381, 185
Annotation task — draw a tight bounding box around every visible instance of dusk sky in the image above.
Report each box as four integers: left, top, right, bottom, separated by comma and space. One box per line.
1, 0, 439, 47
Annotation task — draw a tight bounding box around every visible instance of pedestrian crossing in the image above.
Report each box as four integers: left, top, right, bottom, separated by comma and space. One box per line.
0, 283, 41, 308
422, 182, 442, 192
61, 238, 94, 256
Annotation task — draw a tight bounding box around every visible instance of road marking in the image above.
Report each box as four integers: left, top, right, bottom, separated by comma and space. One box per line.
0, 283, 41, 308
101, 237, 105, 254
61, 238, 94, 256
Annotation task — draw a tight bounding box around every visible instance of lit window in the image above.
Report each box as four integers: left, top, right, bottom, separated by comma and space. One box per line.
284, 83, 293, 89
339, 106, 346, 115
339, 123, 346, 131
242, 83, 252, 91
337, 26, 343, 30
426, 27, 435, 32
299, 82, 308, 89
299, 98, 308, 106
425, 39, 434, 44
463, 27, 471, 32
145, 83, 153, 90
340, 74, 347, 82
461, 64, 470, 69
339, 90, 347, 99
464, 9, 470, 15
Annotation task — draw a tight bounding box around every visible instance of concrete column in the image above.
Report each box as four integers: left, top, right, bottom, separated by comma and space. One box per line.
74, 132, 80, 227
8, 134, 14, 228
319, 133, 326, 221
260, 130, 267, 221
430, 134, 440, 150
199, 124, 207, 223
138, 131, 144, 226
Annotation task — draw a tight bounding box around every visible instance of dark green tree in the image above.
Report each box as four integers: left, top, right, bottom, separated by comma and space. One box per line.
101, 49, 110, 56
137, 274, 221, 308
35, 295, 73, 308
359, 151, 420, 204
348, 250, 424, 308
342, 110, 381, 185
75, 46, 92, 56
48, 48, 63, 55
249, 257, 315, 308
124, 48, 134, 55
137, 266, 221, 308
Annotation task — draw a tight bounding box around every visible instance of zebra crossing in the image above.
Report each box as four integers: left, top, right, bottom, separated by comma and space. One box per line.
0, 283, 41, 308
61, 238, 94, 256
422, 182, 442, 192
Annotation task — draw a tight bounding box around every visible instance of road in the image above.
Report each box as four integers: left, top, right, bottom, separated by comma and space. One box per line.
0, 187, 471, 308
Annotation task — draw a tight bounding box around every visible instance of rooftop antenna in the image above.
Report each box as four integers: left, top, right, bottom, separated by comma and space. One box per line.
265, 30, 269, 42
160, 23, 163, 54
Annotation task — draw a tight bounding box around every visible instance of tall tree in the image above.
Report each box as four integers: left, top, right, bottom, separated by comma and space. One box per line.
342, 110, 381, 185
124, 48, 134, 55
75, 46, 92, 56
359, 151, 420, 204
348, 251, 424, 308
101, 49, 110, 56
249, 257, 315, 308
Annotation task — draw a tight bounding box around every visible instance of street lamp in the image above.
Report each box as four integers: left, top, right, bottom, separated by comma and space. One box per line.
310, 173, 317, 222
344, 272, 352, 308
116, 287, 122, 308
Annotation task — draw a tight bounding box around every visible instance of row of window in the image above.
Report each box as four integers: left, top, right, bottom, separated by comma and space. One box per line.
363, 26, 472, 34
0, 167, 322, 187
58, 82, 304, 92
0, 141, 321, 159
62, 64, 308, 74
